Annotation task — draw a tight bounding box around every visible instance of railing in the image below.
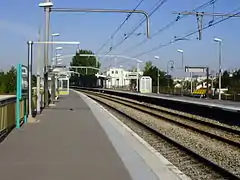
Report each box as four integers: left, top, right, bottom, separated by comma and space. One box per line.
0, 97, 24, 138
0, 95, 39, 140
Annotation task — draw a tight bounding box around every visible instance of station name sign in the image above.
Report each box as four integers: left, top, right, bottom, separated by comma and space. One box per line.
185, 66, 208, 73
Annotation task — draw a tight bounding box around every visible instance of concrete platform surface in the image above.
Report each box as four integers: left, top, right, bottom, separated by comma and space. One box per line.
0, 91, 132, 180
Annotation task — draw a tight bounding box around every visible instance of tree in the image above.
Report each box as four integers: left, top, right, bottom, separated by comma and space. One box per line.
69, 49, 101, 86
212, 69, 240, 93
143, 61, 172, 87
0, 70, 6, 92
144, 61, 152, 72
0, 66, 17, 93
70, 49, 100, 76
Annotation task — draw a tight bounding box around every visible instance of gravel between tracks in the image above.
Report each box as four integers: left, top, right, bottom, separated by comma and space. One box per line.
103, 94, 240, 143
107, 106, 222, 180
86, 93, 240, 179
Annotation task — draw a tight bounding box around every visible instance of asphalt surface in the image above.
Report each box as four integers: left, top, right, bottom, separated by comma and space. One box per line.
0, 92, 132, 180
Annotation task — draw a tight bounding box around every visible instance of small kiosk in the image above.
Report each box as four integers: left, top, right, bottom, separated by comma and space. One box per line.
139, 76, 152, 93
49, 67, 71, 97
58, 73, 70, 95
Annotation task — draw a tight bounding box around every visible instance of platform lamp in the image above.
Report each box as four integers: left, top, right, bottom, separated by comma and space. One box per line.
177, 49, 184, 96
51, 33, 60, 59
167, 60, 174, 88
154, 56, 160, 94
55, 47, 63, 66
214, 37, 222, 100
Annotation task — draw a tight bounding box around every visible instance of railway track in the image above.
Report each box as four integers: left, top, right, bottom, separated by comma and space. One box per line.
80, 90, 240, 180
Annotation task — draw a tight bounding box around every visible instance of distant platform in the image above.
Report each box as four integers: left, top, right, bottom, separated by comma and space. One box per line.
84, 88, 240, 112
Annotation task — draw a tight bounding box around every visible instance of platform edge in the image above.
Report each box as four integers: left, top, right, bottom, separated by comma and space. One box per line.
73, 90, 191, 180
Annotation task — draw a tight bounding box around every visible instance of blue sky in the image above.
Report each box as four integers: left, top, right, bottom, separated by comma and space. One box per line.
1, 0, 240, 77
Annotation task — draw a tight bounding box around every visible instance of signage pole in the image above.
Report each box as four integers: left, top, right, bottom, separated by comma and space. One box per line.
16, 64, 21, 128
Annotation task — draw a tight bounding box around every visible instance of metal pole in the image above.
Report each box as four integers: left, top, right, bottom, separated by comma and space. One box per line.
167, 63, 169, 88
211, 75, 214, 89
51, 36, 54, 66
96, 56, 98, 67
51, 74, 55, 103
36, 29, 41, 114
190, 72, 193, 93
206, 67, 209, 98
54, 49, 57, 66
136, 62, 139, 92
50, 48, 56, 104
27, 41, 33, 116
157, 69, 159, 94
44, 0, 51, 107
181, 53, 184, 69
218, 42, 222, 100
181, 53, 184, 96
51, 8, 150, 38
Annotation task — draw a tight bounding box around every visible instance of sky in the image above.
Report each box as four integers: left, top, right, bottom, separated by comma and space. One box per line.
0, 0, 240, 77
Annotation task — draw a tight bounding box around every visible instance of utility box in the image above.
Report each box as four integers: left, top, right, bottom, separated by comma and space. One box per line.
139, 76, 152, 93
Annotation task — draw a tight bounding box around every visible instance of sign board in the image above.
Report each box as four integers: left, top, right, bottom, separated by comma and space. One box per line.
16, 64, 28, 128
185, 66, 207, 73
127, 72, 138, 79
21, 66, 28, 91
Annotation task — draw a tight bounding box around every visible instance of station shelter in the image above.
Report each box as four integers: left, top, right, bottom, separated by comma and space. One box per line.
49, 67, 71, 97
95, 73, 109, 88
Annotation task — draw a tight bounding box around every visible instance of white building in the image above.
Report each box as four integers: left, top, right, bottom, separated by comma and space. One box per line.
103, 67, 143, 88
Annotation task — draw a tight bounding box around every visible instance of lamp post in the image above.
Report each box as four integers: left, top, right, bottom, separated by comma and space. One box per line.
51, 50, 62, 103
154, 56, 160, 94
136, 60, 143, 92
51, 33, 60, 61
214, 37, 222, 100
39, 1, 53, 107
167, 60, 174, 88
177, 49, 184, 69
177, 49, 184, 96
55, 47, 62, 65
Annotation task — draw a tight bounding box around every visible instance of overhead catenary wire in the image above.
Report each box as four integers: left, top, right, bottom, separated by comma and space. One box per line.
95, 0, 145, 54
122, 0, 219, 53
104, 0, 168, 55
133, 7, 240, 58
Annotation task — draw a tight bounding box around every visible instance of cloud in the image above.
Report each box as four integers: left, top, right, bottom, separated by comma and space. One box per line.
0, 19, 38, 39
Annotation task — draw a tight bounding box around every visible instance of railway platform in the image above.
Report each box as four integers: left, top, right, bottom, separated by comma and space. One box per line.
0, 90, 188, 180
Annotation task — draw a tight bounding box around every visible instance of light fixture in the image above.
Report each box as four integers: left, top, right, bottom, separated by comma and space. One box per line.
56, 54, 62, 57
177, 49, 183, 53
52, 33, 60, 37
39, 2, 53, 7
214, 38, 222, 42
55, 47, 63, 50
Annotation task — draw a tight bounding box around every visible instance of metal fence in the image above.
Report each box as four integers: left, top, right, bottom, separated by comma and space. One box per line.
0, 96, 39, 140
